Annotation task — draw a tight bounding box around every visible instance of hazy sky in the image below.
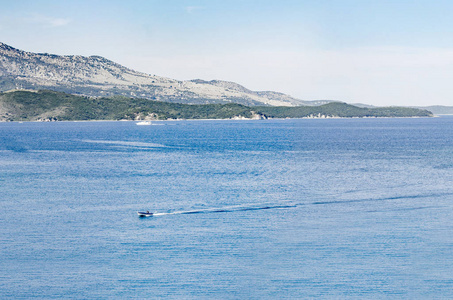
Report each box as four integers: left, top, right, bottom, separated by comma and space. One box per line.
1, 0, 453, 106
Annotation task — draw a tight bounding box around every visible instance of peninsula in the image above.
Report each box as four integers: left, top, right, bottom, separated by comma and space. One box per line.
0, 90, 433, 121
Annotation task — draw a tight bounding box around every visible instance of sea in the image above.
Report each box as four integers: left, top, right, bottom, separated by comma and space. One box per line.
1, 116, 452, 299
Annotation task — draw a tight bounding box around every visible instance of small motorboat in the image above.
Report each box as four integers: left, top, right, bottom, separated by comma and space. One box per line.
137, 211, 153, 217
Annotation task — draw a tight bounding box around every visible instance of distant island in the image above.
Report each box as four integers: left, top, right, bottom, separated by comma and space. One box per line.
414, 105, 453, 115
0, 90, 433, 121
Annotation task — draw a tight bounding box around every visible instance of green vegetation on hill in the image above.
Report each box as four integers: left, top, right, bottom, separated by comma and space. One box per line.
257, 102, 433, 118
0, 90, 433, 122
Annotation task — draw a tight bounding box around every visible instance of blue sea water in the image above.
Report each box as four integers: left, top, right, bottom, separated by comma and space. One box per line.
1, 117, 453, 299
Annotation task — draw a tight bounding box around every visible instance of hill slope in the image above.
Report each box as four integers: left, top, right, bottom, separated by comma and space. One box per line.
0, 42, 324, 106
0, 90, 433, 122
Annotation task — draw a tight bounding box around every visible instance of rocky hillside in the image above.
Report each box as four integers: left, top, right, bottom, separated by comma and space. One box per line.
0, 42, 326, 106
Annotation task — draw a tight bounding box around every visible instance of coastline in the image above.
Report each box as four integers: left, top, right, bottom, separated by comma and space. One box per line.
0, 114, 440, 123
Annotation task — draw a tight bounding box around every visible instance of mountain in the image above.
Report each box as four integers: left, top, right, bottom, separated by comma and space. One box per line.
0, 42, 327, 106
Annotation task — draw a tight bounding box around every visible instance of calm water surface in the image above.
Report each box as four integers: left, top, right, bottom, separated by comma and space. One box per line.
1, 117, 453, 299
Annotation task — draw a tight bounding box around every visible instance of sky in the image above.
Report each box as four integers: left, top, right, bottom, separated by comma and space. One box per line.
1, 0, 453, 106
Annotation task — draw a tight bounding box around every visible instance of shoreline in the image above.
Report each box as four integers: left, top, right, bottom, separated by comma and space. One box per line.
0, 115, 441, 123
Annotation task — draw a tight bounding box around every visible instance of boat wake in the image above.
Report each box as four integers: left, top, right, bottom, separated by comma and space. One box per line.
141, 192, 447, 218
151, 203, 297, 217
